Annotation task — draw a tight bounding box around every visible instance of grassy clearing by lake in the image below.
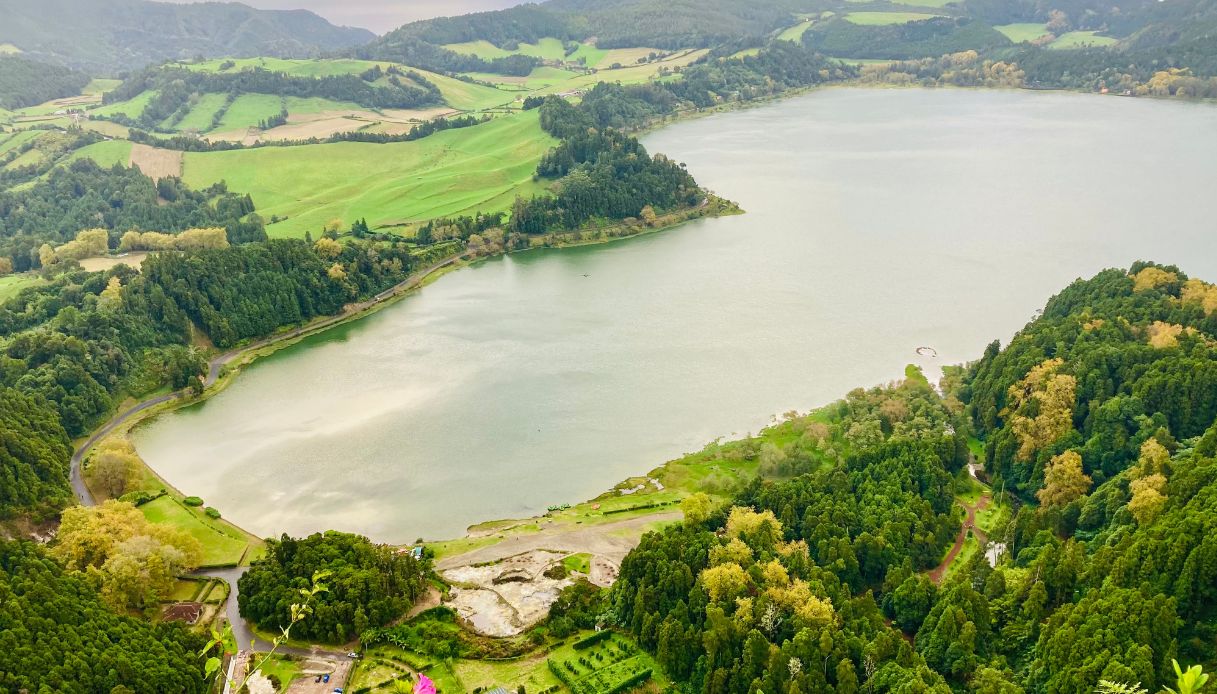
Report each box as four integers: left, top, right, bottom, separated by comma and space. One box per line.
995, 22, 1050, 43
139, 495, 254, 567
843, 11, 943, 25
181, 110, 555, 238
1049, 31, 1119, 49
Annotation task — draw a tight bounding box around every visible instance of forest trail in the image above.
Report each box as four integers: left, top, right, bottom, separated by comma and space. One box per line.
928, 490, 991, 584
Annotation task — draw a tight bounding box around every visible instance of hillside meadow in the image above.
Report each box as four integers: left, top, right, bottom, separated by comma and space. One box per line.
180, 110, 555, 237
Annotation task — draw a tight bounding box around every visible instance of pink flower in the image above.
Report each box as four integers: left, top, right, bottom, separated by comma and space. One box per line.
414, 674, 437, 694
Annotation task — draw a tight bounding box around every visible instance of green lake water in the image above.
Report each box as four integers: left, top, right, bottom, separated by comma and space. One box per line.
134, 88, 1217, 542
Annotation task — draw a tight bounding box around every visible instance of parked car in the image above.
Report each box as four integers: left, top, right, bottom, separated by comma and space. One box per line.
346, 651, 360, 659
322, 674, 330, 683
314, 675, 321, 683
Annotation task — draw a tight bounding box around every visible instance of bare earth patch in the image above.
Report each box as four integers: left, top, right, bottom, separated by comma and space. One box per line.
261, 117, 367, 141
443, 550, 573, 636
129, 144, 183, 180
79, 252, 149, 273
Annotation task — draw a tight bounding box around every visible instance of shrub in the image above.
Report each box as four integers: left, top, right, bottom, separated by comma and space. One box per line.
572, 630, 612, 650
204, 507, 221, 519
183, 496, 204, 506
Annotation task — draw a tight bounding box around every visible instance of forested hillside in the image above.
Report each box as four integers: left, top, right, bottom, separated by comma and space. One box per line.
0, 56, 91, 110
0, 0, 374, 73
603, 262, 1217, 693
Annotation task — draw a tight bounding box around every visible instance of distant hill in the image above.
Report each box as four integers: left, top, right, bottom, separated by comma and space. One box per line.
365, 0, 818, 58
0, 56, 91, 109
0, 0, 376, 74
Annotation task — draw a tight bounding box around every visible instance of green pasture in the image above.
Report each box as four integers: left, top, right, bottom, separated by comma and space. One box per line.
0, 129, 44, 156
89, 89, 158, 119
174, 92, 229, 132
213, 93, 282, 132
69, 139, 133, 168
994, 22, 1050, 43
181, 110, 555, 238
83, 78, 122, 96
778, 19, 815, 42
843, 11, 944, 25
1049, 31, 1118, 49
139, 495, 252, 567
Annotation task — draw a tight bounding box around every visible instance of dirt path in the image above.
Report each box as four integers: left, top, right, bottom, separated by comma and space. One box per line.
436, 511, 682, 572
928, 494, 991, 584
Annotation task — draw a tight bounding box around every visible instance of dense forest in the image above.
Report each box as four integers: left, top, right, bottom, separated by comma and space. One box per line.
591, 263, 1217, 693
0, 541, 208, 693
0, 160, 264, 271
0, 56, 91, 110
238, 531, 429, 644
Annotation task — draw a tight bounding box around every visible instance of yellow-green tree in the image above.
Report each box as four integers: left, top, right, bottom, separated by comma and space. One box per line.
1036, 450, 1091, 508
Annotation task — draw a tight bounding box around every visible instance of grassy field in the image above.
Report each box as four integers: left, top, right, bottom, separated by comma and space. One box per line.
184, 57, 512, 112
89, 90, 158, 119
1049, 31, 1119, 49
213, 93, 283, 132
139, 495, 254, 567
69, 139, 133, 168
0, 129, 44, 156
994, 22, 1050, 43
778, 19, 816, 42
843, 11, 943, 25
83, 78, 122, 96
445, 37, 569, 62
255, 653, 302, 690
0, 274, 43, 302
943, 534, 981, 583
174, 92, 229, 132
181, 110, 555, 237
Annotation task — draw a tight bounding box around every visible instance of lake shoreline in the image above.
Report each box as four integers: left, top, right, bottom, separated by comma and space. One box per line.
74, 195, 738, 553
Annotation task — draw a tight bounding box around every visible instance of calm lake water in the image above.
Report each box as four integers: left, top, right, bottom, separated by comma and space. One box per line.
134, 89, 1217, 542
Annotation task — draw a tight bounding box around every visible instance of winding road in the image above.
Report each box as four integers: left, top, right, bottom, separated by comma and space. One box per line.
68, 251, 471, 651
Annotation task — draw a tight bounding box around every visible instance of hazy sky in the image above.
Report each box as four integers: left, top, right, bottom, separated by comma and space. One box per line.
169, 1, 527, 34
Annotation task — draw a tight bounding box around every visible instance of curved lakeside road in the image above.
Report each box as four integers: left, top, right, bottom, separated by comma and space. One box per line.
68, 252, 472, 651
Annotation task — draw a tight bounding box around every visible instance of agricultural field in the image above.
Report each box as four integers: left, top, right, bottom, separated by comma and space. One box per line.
1049, 31, 1119, 49
843, 11, 944, 25
0, 129, 44, 156
173, 92, 229, 132
138, 495, 256, 567
994, 22, 1050, 43
181, 110, 555, 238
89, 89, 158, 119
548, 632, 665, 694
445, 37, 569, 62
69, 139, 134, 168
212, 93, 283, 132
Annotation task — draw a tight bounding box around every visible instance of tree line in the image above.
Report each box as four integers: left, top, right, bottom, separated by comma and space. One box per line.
595, 263, 1217, 693
102, 65, 443, 131
0, 159, 263, 272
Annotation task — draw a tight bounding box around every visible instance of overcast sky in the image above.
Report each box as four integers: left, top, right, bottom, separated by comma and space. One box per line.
169, 0, 527, 34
